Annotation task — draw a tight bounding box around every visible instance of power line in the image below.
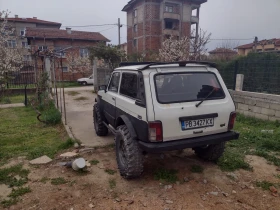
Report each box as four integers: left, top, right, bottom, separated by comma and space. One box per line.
98, 26, 117, 33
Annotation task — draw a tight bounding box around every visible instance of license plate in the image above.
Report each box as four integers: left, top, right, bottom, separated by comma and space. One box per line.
181, 118, 214, 130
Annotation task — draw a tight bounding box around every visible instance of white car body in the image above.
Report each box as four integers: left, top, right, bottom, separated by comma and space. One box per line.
77, 75, 94, 85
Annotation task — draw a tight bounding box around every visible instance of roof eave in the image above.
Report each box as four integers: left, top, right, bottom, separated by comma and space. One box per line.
26, 36, 109, 42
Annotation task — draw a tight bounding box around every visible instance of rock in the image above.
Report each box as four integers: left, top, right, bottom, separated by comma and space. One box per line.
70, 208, 74, 210
183, 177, 189, 182
88, 204, 94, 208
29, 155, 52, 165
222, 192, 229, 197
210, 192, 218, 196
203, 179, 208, 184
272, 193, 278, 197
60, 152, 78, 158
127, 200, 134, 205
74, 143, 80, 148
201, 195, 207, 201
81, 144, 85, 147
249, 186, 255, 190
227, 172, 238, 180
276, 167, 280, 171
232, 190, 237, 194
165, 200, 173, 204
115, 198, 121, 202
263, 194, 266, 197
164, 185, 172, 190
269, 186, 277, 194
176, 181, 180, 185
86, 161, 91, 167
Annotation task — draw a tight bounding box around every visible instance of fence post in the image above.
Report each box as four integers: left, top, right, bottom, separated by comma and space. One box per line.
235, 74, 244, 91
233, 61, 238, 90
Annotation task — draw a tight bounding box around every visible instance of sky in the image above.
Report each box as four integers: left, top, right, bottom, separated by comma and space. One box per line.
1, 0, 279, 50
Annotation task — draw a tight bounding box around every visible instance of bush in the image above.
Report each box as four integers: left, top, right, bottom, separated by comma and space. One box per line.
42, 107, 61, 125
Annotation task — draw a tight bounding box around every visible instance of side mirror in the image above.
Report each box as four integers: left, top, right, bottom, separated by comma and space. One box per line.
99, 85, 107, 92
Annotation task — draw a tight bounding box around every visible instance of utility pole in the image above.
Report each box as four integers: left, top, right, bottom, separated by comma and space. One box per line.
118, 18, 122, 46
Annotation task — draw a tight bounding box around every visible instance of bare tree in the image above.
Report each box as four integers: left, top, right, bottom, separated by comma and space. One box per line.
210, 40, 239, 61
159, 29, 211, 62
66, 50, 91, 77
0, 11, 23, 87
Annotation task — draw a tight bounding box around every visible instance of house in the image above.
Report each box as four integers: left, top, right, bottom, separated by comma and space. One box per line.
2, 15, 61, 62
122, 0, 207, 55
208, 48, 237, 61
120, 42, 128, 55
25, 27, 110, 81
236, 38, 280, 56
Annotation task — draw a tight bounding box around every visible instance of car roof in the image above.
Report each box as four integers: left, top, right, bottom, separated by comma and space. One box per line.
115, 61, 217, 71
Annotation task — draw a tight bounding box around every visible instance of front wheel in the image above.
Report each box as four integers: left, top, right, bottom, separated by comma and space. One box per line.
116, 125, 143, 179
193, 142, 225, 162
82, 81, 87, 86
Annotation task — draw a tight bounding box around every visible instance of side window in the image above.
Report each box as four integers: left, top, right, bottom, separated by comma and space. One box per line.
108, 72, 120, 92
120, 73, 138, 99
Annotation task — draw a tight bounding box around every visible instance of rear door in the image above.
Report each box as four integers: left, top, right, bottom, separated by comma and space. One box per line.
150, 67, 235, 142
103, 72, 121, 126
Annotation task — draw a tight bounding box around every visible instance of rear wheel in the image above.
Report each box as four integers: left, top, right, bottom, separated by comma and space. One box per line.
116, 125, 143, 179
82, 81, 87, 86
93, 103, 108, 136
193, 142, 225, 162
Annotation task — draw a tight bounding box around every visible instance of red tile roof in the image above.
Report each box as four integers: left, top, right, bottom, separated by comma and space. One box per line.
236, 38, 280, 49
209, 48, 237, 54
26, 28, 110, 42
6, 17, 61, 27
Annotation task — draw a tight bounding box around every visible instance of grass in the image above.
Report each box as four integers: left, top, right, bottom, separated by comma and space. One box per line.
40, 177, 49, 184
74, 96, 88, 101
90, 159, 99, 165
67, 91, 80, 96
256, 181, 277, 190
154, 168, 178, 183
105, 169, 116, 175
0, 107, 71, 165
217, 114, 280, 171
191, 165, 204, 173
0, 94, 32, 104
109, 179, 116, 189
51, 177, 68, 185
57, 82, 80, 88
1, 186, 31, 208
0, 164, 29, 187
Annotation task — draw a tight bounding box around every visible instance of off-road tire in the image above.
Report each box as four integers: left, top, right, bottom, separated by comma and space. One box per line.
193, 142, 225, 162
82, 81, 87, 86
116, 125, 143, 179
93, 103, 108, 136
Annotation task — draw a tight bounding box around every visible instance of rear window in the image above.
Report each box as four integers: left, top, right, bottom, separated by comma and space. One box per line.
154, 73, 225, 104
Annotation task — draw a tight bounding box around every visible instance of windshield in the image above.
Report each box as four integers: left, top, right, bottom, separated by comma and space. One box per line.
154, 72, 225, 104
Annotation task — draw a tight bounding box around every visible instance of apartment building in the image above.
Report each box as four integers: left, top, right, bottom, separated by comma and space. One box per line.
122, 0, 207, 55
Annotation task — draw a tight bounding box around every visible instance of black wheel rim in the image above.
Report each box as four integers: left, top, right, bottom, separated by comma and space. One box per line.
118, 138, 127, 167
94, 110, 98, 131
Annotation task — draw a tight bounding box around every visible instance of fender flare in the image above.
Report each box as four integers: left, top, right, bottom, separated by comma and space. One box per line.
117, 115, 137, 139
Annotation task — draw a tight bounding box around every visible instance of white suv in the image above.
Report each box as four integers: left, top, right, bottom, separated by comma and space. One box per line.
94, 61, 239, 179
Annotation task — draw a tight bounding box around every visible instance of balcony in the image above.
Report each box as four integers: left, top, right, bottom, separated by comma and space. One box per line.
191, 16, 199, 24
163, 12, 180, 21
163, 29, 180, 36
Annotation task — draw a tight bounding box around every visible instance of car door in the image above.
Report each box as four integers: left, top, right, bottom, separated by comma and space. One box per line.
103, 72, 121, 126
87, 75, 94, 85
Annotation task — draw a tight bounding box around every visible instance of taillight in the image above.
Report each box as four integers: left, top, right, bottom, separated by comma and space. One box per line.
228, 112, 236, 130
149, 121, 163, 142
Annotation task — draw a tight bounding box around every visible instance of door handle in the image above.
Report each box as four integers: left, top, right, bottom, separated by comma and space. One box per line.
112, 97, 116, 101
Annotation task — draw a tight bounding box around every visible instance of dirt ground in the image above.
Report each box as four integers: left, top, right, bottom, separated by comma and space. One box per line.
2, 147, 280, 210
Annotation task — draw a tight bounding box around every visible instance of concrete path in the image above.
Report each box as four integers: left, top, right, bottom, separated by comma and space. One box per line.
57, 86, 114, 147
0, 103, 25, 109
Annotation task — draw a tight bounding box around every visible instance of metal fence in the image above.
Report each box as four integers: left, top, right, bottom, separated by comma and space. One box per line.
218, 58, 280, 94
6, 61, 37, 89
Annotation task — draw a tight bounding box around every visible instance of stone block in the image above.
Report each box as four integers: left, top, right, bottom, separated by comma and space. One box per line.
238, 103, 248, 111
276, 111, 280, 118
233, 96, 244, 103
243, 111, 255, 118
270, 103, 280, 111
29, 155, 52, 165
245, 99, 257, 106
255, 113, 269, 121
269, 116, 280, 122
249, 106, 262, 113
237, 110, 244, 115
255, 101, 270, 109
261, 108, 275, 116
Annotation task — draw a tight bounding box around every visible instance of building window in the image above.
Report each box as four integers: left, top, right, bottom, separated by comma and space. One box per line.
192, 8, 198, 16
20, 28, 26, 36
134, 24, 138, 33
22, 42, 28, 48
133, 9, 137, 18
165, 5, 173, 13
165, 21, 173, 29
23, 55, 32, 61
62, 67, 68, 72
55, 47, 66, 57
80, 48, 89, 58
133, 39, 137, 48
38, 46, 48, 51
7, 40, 17, 48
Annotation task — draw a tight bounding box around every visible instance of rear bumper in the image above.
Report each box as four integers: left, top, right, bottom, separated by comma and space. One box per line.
138, 131, 239, 152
